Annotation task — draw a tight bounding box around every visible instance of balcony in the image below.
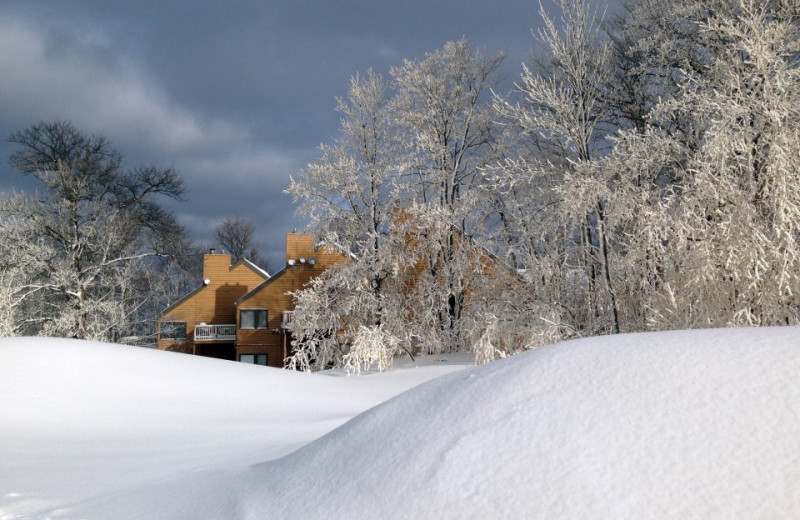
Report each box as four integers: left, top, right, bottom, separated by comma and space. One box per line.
282, 311, 294, 329
195, 324, 236, 342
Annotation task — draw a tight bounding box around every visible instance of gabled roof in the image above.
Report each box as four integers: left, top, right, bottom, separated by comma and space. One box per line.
235, 267, 287, 306
236, 257, 270, 279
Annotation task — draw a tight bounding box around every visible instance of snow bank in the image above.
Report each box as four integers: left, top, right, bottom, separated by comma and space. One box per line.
5, 328, 800, 519
257, 327, 800, 519
0, 338, 469, 519
60, 327, 800, 520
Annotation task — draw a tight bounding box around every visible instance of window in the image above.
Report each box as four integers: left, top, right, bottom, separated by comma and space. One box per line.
160, 321, 187, 340
240, 354, 268, 366
240, 309, 268, 329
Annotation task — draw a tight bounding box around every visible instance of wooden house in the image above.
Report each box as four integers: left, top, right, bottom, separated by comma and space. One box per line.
235, 233, 348, 367
157, 233, 347, 367
157, 251, 269, 360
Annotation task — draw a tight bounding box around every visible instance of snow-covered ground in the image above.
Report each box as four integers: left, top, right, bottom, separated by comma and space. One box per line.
2, 328, 800, 519
0, 338, 471, 519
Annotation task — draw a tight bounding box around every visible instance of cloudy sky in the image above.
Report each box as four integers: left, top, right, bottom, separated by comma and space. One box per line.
0, 1, 575, 271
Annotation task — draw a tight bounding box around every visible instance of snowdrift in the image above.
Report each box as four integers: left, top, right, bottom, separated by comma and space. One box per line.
240, 327, 800, 518
4, 328, 800, 519
0, 338, 468, 518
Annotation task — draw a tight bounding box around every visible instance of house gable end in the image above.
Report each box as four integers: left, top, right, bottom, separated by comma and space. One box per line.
231, 257, 270, 279
236, 268, 287, 307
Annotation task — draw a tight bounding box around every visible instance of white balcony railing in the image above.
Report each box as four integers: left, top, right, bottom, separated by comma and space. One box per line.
282, 311, 294, 329
195, 324, 236, 341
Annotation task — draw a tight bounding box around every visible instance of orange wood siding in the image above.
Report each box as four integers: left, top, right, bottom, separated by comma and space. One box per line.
158, 253, 267, 351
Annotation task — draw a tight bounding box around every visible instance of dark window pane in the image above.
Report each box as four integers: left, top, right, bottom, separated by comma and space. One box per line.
241, 310, 255, 329
161, 322, 186, 339
241, 354, 267, 366
241, 309, 268, 329
256, 310, 268, 329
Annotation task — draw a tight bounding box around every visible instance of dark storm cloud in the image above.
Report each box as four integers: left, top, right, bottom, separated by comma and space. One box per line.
0, 0, 557, 269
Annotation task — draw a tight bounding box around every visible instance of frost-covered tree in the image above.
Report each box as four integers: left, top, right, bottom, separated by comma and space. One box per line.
390, 204, 538, 358
289, 0, 800, 370
492, 0, 618, 335
288, 43, 515, 370
390, 39, 504, 217
391, 39, 506, 352
288, 69, 397, 299
1, 121, 187, 340
286, 71, 406, 370
669, 0, 795, 326
287, 257, 415, 372
0, 212, 51, 336
599, 0, 800, 328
